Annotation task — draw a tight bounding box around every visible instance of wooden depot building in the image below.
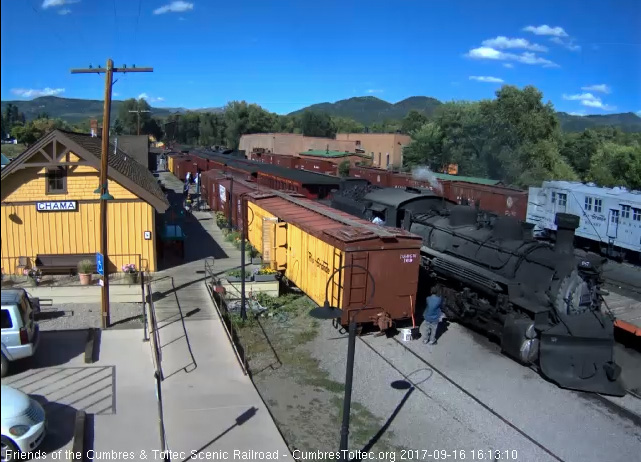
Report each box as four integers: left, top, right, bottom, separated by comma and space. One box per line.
1, 129, 169, 275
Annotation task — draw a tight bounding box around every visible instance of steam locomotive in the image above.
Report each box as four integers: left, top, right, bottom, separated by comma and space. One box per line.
331, 184, 624, 396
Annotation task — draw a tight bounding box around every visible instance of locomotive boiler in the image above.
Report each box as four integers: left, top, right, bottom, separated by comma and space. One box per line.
405, 206, 624, 396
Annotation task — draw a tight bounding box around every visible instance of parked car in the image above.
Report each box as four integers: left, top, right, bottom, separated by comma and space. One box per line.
1, 385, 47, 460
1, 289, 40, 378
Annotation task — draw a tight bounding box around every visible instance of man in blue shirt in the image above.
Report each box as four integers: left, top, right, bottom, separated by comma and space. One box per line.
421, 287, 442, 345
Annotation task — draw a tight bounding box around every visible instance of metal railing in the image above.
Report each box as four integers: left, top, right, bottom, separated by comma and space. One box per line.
205, 257, 250, 376
146, 279, 170, 460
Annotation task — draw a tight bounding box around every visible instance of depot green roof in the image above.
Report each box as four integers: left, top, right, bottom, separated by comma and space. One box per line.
300, 150, 369, 158
432, 172, 502, 186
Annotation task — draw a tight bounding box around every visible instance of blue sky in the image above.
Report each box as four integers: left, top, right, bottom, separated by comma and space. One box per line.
1, 0, 640, 116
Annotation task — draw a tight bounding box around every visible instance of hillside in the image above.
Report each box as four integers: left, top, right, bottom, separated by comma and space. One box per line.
289, 96, 442, 125
291, 96, 641, 132
0, 96, 222, 124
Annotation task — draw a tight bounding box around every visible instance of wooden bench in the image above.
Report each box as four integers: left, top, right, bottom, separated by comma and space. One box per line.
35, 254, 97, 275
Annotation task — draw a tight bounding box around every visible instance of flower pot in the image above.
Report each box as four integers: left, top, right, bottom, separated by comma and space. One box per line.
79, 273, 92, 286
125, 272, 139, 284
254, 274, 277, 282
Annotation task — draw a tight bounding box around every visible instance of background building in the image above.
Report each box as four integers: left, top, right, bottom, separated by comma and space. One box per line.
335, 133, 412, 169
1, 129, 169, 274
239, 133, 357, 156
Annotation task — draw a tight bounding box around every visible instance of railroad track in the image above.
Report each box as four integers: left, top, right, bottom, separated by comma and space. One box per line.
349, 331, 641, 462
354, 334, 568, 462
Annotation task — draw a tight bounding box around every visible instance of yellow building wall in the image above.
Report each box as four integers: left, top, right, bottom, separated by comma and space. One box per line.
2, 153, 137, 203
1, 202, 156, 274
1, 153, 157, 274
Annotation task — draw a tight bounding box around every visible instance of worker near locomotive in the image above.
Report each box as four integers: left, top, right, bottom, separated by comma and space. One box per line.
331, 184, 625, 397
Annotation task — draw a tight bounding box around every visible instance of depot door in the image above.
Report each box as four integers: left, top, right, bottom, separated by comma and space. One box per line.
607, 209, 619, 238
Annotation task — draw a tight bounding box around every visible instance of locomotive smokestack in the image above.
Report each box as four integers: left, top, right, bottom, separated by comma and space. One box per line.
555, 213, 580, 255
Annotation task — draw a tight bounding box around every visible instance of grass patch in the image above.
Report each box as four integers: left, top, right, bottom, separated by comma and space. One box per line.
2, 144, 26, 158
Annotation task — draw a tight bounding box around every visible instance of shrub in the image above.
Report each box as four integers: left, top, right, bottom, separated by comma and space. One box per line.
77, 259, 94, 274
227, 269, 250, 279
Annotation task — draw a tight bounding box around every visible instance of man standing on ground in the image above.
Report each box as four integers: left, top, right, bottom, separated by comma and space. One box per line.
421, 287, 442, 345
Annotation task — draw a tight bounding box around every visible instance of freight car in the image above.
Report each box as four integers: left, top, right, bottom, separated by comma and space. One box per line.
245, 191, 422, 328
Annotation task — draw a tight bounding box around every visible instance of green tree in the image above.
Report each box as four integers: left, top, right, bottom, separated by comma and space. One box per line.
117, 98, 152, 135
402, 122, 444, 170
401, 110, 428, 135
300, 111, 336, 138
223, 101, 277, 148
332, 116, 364, 134
587, 142, 641, 190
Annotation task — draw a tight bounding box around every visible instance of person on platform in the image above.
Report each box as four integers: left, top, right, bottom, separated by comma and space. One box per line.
421, 287, 442, 345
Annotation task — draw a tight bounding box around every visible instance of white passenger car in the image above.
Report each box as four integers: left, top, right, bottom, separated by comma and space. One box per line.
526, 181, 641, 261
1, 385, 46, 459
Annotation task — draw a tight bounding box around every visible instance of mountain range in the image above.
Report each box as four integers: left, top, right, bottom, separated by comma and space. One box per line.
0, 96, 223, 123
2, 96, 640, 133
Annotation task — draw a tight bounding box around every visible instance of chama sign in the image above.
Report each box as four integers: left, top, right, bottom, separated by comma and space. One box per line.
36, 201, 79, 212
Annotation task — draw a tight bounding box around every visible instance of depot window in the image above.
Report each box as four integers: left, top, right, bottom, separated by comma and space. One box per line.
557, 193, 567, 207
594, 199, 603, 213
633, 208, 641, 221
621, 205, 630, 219
46, 168, 67, 194
584, 196, 593, 211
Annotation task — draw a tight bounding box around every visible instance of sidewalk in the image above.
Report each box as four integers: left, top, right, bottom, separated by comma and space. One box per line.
152, 172, 291, 458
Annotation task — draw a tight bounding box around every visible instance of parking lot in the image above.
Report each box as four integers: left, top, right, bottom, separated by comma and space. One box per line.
1, 328, 159, 461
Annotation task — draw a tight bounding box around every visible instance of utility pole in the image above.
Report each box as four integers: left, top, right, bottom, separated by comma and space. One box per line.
71, 59, 153, 329
129, 108, 151, 135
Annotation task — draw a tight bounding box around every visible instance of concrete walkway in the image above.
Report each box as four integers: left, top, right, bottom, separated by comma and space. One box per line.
150, 172, 291, 458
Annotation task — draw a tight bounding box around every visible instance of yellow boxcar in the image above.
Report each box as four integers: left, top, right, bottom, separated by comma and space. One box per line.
245, 193, 422, 327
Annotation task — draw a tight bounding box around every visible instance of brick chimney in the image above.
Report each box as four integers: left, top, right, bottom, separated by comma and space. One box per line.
90, 119, 98, 137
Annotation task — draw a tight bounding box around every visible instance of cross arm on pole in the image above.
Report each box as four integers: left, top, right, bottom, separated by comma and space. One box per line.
71, 67, 154, 74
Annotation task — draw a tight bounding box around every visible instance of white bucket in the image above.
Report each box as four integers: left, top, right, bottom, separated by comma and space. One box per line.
401, 328, 412, 342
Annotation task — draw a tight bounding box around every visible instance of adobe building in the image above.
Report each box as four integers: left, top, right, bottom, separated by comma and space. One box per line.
1, 129, 169, 275
239, 133, 358, 156
335, 133, 412, 169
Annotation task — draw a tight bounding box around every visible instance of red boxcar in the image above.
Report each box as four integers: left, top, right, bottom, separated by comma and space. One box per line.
447, 182, 527, 219
297, 157, 338, 175
348, 166, 392, 186
174, 157, 201, 181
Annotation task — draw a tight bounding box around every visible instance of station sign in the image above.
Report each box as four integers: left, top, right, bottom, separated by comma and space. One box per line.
35, 201, 78, 212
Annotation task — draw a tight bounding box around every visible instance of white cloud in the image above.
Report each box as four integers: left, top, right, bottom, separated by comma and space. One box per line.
581, 84, 611, 94
11, 87, 65, 98
469, 76, 504, 83
42, 0, 78, 9
138, 93, 165, 103
503, 63, 514, 68
366, 89, 384, 94
58, 8, 71, 15
550, 36, 581, 51
466, 47, 558, 67
568, 111, 586, 116
523, 25, 568, 37
563, 92, 615, 111
481, 36, 548, 52
562, 92, 597, 101
581, 99, 615, 110
153, 1, 194, 15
